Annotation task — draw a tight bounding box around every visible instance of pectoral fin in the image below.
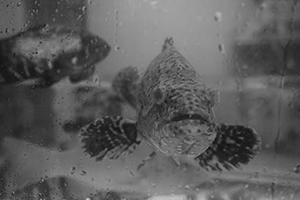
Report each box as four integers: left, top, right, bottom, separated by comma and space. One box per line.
81, 116, 141, 161
195, 124, 261, 171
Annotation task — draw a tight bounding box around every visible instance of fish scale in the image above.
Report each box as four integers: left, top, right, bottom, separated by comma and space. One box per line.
81, 37, 261, 171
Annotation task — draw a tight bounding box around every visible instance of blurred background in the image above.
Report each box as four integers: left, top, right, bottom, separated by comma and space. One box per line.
0, 0, 300, 199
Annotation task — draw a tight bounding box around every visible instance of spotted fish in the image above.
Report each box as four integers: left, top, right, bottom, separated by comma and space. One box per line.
81, 37, 261, 171
0, 24, 110, 87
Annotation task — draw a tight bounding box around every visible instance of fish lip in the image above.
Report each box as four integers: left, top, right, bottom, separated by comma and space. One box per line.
156, 110, 210, 131
170, 113, 209, 123
168, 108, 211, 124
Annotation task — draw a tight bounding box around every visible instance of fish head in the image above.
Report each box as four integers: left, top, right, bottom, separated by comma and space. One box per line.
152, 85, 218, 158
53, 31, 111, 83
79, 32, 111, 64
160, 117, 217, 158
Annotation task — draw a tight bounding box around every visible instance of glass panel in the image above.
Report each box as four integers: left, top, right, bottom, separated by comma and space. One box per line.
1, 0, 300, 199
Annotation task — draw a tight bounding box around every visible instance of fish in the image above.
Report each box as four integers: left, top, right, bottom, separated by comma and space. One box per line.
0, 24, 110, 87
62, 85, 123, 133
80, 37, 261, 171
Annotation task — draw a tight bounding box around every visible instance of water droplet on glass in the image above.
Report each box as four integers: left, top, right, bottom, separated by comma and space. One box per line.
293, 163, 300, 173
93, 75, 100, 84
184, 184, 190, 189
80, 170, 87, 176
114, 45, 120, 51
218, 44, 225, 54
129, 170, 135, 177
70, 166, 76, 175
150, 1, 158, 9
214, 11, 222, 22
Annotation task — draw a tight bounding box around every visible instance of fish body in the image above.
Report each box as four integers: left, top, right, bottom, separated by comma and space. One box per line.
81, 37, 261, 171
0, 24, 110, 87
136, 38, 218, 160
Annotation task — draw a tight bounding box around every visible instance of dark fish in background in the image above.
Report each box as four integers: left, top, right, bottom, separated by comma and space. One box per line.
63, 84, 123, 133
0, 24, 110, 87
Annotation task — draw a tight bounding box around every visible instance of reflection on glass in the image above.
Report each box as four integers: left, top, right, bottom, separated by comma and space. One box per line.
0, 0, 300, 199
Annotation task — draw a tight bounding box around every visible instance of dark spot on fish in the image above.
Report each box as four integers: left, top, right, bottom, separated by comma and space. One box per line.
152, 87, 165, 104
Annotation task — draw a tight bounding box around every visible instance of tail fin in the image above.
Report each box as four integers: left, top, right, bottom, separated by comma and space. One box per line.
195, 124, 261, 171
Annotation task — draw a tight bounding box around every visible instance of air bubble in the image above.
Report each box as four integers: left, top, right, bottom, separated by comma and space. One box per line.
214, 11, 222, 22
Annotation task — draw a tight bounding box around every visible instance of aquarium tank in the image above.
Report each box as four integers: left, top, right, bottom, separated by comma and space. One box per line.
0, 0, 300, 199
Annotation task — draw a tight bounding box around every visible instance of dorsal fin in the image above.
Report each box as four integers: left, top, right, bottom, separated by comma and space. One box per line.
112, 66, 140, 109
161, 37, 174, 52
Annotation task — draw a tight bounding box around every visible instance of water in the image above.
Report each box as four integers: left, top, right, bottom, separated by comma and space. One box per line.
1, 0, 300, 199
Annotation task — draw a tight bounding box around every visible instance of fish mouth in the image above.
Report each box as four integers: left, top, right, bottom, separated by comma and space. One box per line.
158, 111, 217, 158
156, 109, 211, 131
169, 107, 211, 124
170, 113, 209, 123
155, 111, 211, 133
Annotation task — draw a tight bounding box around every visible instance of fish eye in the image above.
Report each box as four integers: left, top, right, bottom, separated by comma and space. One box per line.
152, 86, 166, 104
